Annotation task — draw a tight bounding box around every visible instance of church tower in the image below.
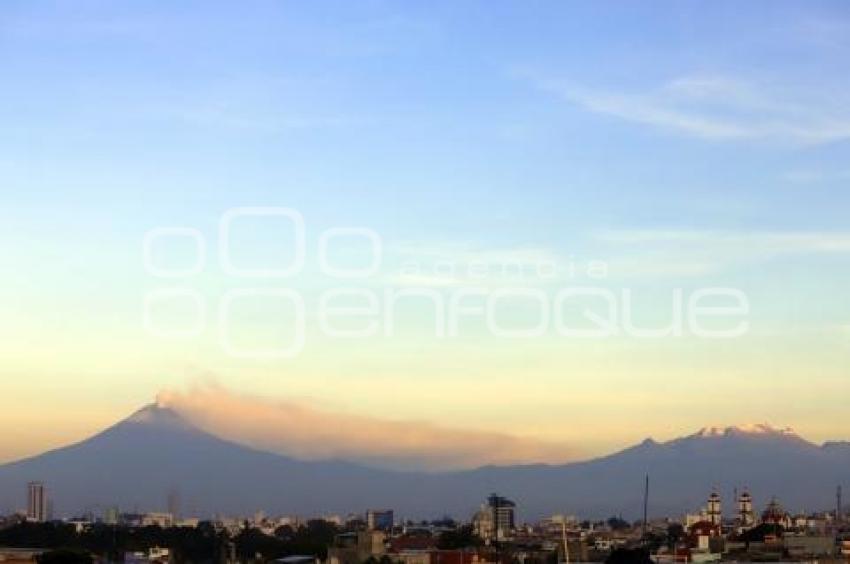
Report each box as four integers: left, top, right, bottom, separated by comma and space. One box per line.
707, 490, 722, 526
737, 489, 754, 527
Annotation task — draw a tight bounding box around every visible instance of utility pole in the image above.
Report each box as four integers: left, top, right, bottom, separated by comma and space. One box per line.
642, 474, 649, 543
561, 519, 570, 564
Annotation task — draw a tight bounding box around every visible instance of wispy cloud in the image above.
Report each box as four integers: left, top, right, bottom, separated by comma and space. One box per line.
158, 382, 575, 471
384, 230, 850, 284
595, 229, 850, 277
598, 229, 850, 252
530, 73, 850, 145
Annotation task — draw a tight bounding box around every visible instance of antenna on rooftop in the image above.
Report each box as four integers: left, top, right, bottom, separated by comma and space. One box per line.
561, 518, 570, 564
642, 474, 649, 543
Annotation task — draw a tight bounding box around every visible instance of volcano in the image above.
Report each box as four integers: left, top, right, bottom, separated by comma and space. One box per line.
0, 407, 847, 520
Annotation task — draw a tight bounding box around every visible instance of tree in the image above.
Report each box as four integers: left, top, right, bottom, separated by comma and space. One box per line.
739, 522, 784, 544
437, 525, 482, 549
666, 523, 684, 549
606, 517, 629, 531
275, 524, 296, 541
234, 527, 287, 561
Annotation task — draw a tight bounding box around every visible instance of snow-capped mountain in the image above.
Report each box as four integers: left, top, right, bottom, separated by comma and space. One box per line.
693, 423, 799, 438
0, 406, 846, 520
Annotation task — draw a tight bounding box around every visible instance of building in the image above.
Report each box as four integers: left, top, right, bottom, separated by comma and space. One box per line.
321, 515, 343, 526
472, 494, 518, 541
539, 514, 578, 535
0, 548, 44, 563
685, 511, 710, 528
140, 512, 174, 527
68, 518, 93, 533
736, 490, 754, 529
366, 509, 394, 531
761, 497, 791, 529
783, 535, 835, 559
104, 506, 120, 525
688, 521, 722, 554
706, 491, 721, 526
840, 538, 850, 558
327, 531, 386, 564
26, 482, 47, 523
489, 494, 516, 534
472, 506, 495, 540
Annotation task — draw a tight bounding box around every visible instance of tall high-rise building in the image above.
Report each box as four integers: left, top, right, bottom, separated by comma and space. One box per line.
707, 491, 722, 526
365, 509, 394, 531
473, 495, 518, 541
104, 506, 120, 525
487, 493, 516, 539
27, 482, 47, 523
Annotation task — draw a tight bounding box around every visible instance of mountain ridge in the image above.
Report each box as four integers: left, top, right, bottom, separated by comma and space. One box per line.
0, 405, 846, 520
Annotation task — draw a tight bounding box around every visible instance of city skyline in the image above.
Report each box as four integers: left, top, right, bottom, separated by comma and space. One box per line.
1, 484, 846, 562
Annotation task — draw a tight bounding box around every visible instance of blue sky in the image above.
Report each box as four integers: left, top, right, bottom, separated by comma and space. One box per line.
1, 1, 849, 463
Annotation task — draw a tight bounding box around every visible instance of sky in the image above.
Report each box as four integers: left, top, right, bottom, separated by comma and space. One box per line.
1, 0, 849, 467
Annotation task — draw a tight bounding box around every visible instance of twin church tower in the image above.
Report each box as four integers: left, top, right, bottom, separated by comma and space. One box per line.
705, 489, 755, 528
